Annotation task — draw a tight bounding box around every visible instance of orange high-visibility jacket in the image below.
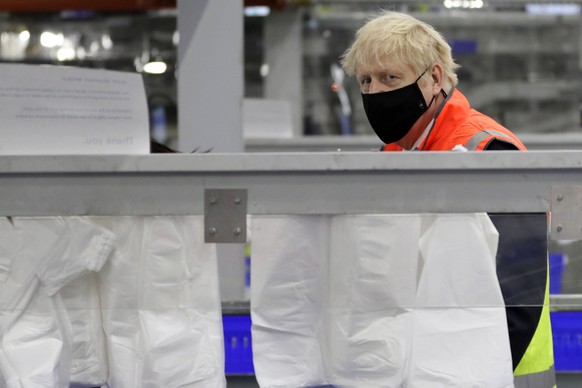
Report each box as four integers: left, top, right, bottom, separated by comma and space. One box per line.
382, 88, 526, 152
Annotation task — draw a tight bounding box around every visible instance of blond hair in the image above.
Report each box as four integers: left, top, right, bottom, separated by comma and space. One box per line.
341, 11, 460, 86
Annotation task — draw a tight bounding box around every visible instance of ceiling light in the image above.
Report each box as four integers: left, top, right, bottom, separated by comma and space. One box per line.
101, 34, 113, 50
245, 6, 270, 17
443, 0, 483, 8
18, 30, 30, 42
143, 61, 167, 74
57, 47, 75, 61
40, 31, 63, 48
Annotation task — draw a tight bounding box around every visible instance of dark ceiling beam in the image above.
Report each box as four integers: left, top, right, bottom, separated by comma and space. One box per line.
0, 0, 177, 12
0, 0, 292, 12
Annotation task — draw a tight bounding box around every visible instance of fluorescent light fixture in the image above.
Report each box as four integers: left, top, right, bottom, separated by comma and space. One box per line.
244, 6, 270, 17
101, 34, 113, 49
57, 47, 75, 61
143, 61, 167, 74
19, 30, 30, 42
40, 31, 64, 48
443, 0, 484, 9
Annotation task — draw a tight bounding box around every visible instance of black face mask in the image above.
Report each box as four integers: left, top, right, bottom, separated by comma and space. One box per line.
362, 71, 435, 144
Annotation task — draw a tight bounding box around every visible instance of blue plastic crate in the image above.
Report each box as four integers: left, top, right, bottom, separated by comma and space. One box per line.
223, 311, 582, 374
549, 253, 566, 294
223, 314, 254, 375
551, 311, 582, 372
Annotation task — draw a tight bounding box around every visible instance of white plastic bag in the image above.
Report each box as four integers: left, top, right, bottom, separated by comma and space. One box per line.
410, 214, 513, 387
251, 216, 329, 387
251, 214, 514, 388
97, 216, 225, 388
328, 215, 422, 387
0, 217, 115, 388
60, 273, 109, 387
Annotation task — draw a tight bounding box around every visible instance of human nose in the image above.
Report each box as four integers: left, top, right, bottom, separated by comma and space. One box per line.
368, 79, 387, 94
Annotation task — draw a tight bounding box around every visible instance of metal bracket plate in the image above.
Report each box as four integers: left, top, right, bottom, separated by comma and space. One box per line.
551, 185, 582, 241
205, 189, 247, 243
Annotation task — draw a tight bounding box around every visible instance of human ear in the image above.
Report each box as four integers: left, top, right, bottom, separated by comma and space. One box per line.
431, 64, 444, 93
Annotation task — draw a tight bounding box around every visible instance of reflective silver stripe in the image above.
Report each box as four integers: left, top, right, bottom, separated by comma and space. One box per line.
464, 131, 490, 150
464, 129, 515, 150
514, 365, 556, 388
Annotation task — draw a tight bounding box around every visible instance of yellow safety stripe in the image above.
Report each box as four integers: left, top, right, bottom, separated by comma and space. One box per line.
514, 261, 555, 379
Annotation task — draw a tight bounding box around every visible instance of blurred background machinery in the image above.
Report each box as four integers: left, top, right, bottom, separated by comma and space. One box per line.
0, 1, 581, 145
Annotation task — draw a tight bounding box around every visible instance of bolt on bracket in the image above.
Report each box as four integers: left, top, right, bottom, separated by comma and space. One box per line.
204, 189, 248, 243
550, 185, 582, 241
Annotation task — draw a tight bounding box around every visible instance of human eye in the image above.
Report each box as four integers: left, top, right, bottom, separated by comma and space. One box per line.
382, 74, 398, 83
359, 76, 371, 92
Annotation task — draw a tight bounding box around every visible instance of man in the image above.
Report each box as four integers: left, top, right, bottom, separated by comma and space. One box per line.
341, 11, 555, 387
341, 11, 524, 152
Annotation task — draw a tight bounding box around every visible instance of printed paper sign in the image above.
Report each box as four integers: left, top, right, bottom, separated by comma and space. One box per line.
0, 64, 149, 155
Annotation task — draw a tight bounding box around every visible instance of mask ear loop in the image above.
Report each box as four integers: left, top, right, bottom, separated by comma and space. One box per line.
416, 66, 437, 112
415, 68, 429, 83
418, 87, 453, 151
417, 67, 442, 110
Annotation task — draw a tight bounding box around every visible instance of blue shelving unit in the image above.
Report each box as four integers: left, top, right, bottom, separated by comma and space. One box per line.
552, 312, 582, 372
223, 312, 582, 375
223, 315, 254, 375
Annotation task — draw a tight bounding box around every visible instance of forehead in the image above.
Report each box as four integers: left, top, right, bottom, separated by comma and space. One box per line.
356, 54, 414, 77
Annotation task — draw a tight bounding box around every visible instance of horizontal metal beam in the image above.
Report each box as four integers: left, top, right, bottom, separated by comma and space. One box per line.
224, 298, 582, 313
245, 133, 582, 152
550, 294, 582, 312
1, 151, 582, 216
225, 297, 582, 313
